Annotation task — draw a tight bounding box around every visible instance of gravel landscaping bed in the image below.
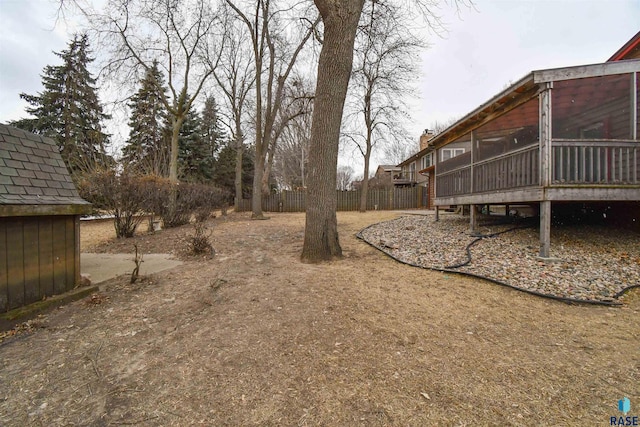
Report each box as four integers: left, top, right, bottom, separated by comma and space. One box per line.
358, 214, 640, 303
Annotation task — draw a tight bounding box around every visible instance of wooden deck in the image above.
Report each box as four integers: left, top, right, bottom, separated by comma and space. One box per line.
422, 60, 640, 258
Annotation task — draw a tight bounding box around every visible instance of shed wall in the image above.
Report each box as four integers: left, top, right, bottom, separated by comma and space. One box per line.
0, 215, 79, 311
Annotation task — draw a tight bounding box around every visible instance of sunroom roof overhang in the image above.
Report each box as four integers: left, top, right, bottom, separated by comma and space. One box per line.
427, 59, 640, 151
427, 74, 539, 150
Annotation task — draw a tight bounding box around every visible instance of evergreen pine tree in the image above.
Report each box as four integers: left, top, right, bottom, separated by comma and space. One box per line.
178, 108, 212, 183
18, 34, 111, 176
213, 141, 254, 197
122, 61, 171, 176
201, 95, 225, 161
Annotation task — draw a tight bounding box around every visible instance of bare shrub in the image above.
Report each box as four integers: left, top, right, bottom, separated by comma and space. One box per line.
154, 181, 227, 228
78, 170, 148, 238
194, 208, 212, 223
79, 172, 228, 234
189, 222, 213, 255
130, 244, 144, 284
137, 175, 168, 232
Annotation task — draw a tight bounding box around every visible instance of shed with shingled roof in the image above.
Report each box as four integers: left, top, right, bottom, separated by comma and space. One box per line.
0, 124, 91, 311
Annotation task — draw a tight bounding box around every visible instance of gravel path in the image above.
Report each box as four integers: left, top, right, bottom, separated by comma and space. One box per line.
358, 213, 640, 303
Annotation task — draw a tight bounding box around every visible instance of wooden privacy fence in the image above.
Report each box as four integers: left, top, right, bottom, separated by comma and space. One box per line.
237, 187, 427, 212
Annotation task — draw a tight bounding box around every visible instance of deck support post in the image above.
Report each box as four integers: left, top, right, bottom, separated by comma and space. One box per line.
539, 201, 551, 258
470, 204, 477, 234
505, 204, 510, 217
538, 82, 553, 259
435, 206, 440, 221
632, 72, 637, 140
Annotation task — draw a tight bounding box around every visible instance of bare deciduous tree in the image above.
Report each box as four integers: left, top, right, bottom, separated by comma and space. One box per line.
97, 0, 222, 185
345, 1, 423, 212
266, 75, 314, 191
302, 0, 467, 261
382, 138, 417, 165
429, 116, 462, 135
301, 0, 365, 261
213, 9, 256, 210
225, 0, 319, 219
336, 165, 355, 191
272, 80, 314, 190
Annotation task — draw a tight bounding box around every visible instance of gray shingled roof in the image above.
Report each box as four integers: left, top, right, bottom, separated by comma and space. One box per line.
0, 123, 90, 207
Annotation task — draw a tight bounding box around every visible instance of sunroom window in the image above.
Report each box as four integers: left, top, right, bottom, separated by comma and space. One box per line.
552, 73, 636, 140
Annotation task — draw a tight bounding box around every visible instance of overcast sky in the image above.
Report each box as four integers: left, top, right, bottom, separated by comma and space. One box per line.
416, 0, 639, 134
0, 0, 639, 170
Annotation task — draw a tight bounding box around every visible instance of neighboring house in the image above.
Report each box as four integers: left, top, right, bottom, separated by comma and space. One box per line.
399, 36, 640, 257
352, 165, 403, 190
0, 124, 91, 311
398, 130, 439, 207
370, 165, 401, 188
608, 30, 640, 61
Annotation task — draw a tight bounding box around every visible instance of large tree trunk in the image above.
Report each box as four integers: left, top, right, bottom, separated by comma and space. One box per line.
169, 115, 185, 183
262, 140, 276, 195
168, 115, 184, 216
234, 133, 243, 211
359, 142, 371, 212
301, 0, 364, 262
252, 147, 265, 218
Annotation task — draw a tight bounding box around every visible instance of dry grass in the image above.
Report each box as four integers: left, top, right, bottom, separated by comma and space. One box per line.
1, 211, 638, 426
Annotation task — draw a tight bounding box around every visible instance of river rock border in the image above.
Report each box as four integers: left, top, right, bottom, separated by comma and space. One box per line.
357, 214, 640, 304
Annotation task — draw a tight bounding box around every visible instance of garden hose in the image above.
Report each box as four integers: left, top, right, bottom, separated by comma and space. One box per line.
356, 218, 630, 307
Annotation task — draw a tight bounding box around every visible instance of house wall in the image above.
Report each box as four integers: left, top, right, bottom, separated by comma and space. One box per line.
400, 162, 418, 183
0, 215, 80, 311
437, 140, 470, 162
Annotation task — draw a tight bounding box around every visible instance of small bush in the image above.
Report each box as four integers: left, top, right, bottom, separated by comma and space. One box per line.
79, 172, 228, 234
78, 170, 148, 238
194, 208, 212, 223
154, 181, 227, 228
189, 222, 213, 254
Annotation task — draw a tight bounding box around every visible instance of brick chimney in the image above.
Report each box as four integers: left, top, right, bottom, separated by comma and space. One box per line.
419, 129, 435, 150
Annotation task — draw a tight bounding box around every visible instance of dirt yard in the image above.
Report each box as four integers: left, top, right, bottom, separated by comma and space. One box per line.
1, 211, 638, 426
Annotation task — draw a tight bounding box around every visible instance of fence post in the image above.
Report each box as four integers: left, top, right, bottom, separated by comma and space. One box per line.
389, 186, 394, 210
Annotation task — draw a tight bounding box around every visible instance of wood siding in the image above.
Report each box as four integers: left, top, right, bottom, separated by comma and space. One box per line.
0, 215, 79, 312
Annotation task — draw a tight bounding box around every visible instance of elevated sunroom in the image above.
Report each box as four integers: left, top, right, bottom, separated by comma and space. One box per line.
429, 59, 640, 258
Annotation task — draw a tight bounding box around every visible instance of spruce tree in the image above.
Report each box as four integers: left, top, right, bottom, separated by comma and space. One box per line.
18, 34, 111, 177
178, 108, 212, 183
122, 61, 171, 176
201, 95, 225, 161
213, 141, 254, 197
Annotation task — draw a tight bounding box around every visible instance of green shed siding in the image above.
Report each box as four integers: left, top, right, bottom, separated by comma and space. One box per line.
0, 215, 80, 311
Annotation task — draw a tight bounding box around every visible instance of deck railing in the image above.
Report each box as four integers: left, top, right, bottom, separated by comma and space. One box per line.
436, 145, 539, 197
436, 166, 471, 197
473, 145, 540, 192
436, 140, 639, 198
393, 171, 416, 184
552, 140, 639, 184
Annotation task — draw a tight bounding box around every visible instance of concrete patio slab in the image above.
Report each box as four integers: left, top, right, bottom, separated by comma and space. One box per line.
81, 253, 183, 284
